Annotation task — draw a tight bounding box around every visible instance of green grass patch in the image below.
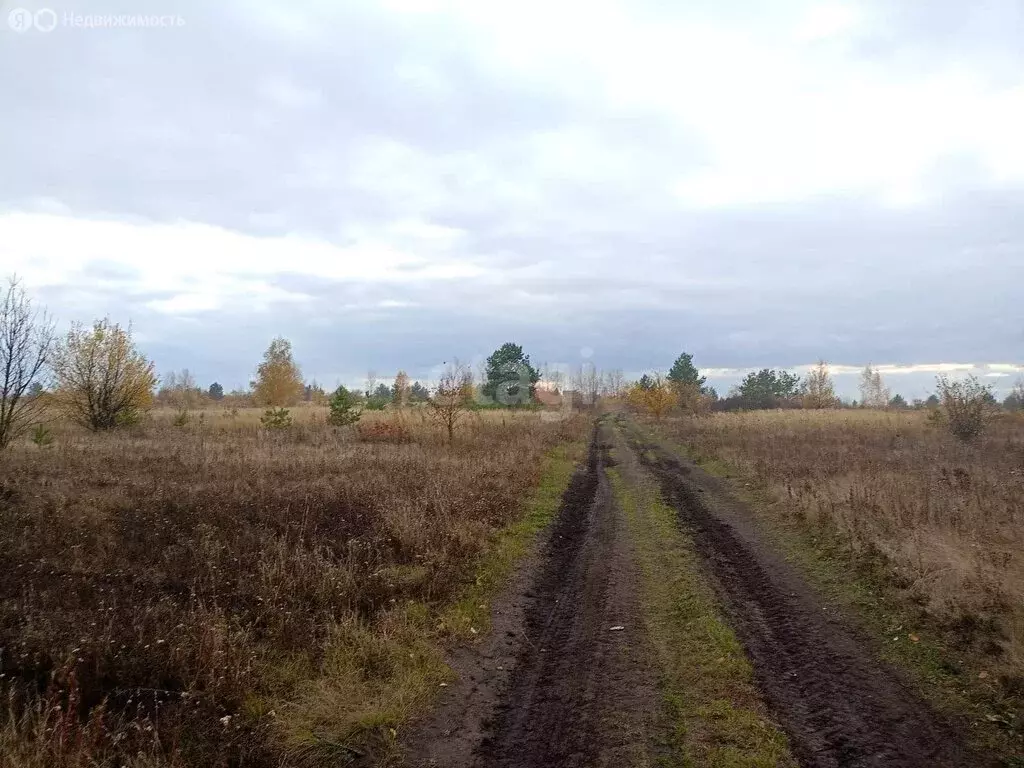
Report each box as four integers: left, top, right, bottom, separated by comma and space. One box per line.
608, 464, 795, 768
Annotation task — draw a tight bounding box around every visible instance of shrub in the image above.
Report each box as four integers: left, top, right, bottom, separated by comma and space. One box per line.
51, 319, 156, 431
626, 375, 676, 419
30, 423, 53, 448
115, 407, 143, 428
936, 374, 994, 442
260, 407, 292, 429
328, 386, 362, 427
172, 408, 190, 427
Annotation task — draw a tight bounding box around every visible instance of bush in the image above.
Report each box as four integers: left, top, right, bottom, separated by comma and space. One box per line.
52, 319, 156, 431
936, 375, 993, 442
114, 408, 143, 428
328, 386, 362, 427
30, 423, 53, 448
260, 407, 293, 429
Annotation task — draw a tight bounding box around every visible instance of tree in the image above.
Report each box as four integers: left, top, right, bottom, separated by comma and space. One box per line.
859, 364, 890, 409
483, 342, 539, 405
303, 380, 327, 405
208, 381, 224, 401
936, 374, 995, 442
735, 369, 801, 409
627, 374, 676, 419
328, 385, 362, 426
392, 370, 410, 408
365, 382, 392, 410
0, 277, 56, 451
159, 368, 202, 410
428, 362, 474, 443
260, 407, 292, 429
571, 362, 601, 407
409, 381, 430, 403
52, 319, 156, 430
252, 337, 303, 407
539, 363, 567, 395
1004, 378, 1024, 411
666, 352, 709, 411
667, 352, 706, 389
801, 360, 837, 409
603, 369, 625, 398
888, 394, 909, 409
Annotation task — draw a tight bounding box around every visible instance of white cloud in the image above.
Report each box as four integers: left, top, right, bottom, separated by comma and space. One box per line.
399, 0, 1024, 208
795, 4, 861, 41
0, 211, 485, 316
2, 0, 1022, 380
260, 76, 323, 109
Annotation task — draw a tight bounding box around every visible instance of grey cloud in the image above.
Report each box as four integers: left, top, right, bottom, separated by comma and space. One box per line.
2, 0, 1023, 386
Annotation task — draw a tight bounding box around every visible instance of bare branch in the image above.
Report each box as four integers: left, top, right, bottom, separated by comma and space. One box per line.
0, 276, 56, 451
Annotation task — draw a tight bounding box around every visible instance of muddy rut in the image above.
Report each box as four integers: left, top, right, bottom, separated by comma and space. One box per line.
404, 424, 659, 767
403, 420, 971, 768
623, 423, 969, 768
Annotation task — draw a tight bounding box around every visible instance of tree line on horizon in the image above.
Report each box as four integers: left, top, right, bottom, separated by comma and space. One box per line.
2, 275, 1022, 450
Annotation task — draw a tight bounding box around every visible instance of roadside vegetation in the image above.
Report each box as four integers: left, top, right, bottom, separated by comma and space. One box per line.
0, 275, 589, 766
0, 407, 585, 767
645, 408, 1024, 760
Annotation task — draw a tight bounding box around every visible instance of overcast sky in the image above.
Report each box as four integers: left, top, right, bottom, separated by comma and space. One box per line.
1, 0, 1022, 397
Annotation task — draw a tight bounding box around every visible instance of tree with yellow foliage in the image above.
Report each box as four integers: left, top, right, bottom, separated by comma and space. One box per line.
627, 374, 676, 420
252, 337, 304, 407
393, 370, 410, 408
52, 319, 157, 430
801, 360, 838, 409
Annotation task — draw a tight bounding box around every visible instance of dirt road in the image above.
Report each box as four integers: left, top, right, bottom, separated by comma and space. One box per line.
402, 419, 971, 767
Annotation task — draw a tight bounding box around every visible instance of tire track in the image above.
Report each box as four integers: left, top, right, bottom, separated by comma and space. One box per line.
474, 423, 660, 768
622, 423, 972, 768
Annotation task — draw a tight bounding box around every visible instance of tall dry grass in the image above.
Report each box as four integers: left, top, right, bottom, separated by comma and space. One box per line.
663, 410, 1024, 685
0, 408, 585, 766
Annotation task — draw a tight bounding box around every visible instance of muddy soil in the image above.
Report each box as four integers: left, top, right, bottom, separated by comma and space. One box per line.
622, 422, 973, 768
402, 419, 974, 768
402, 425, 660, 767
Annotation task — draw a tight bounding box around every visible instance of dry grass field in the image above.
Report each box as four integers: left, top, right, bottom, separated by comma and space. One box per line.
0, 406, 586, 767
660, 409, 1024, 691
